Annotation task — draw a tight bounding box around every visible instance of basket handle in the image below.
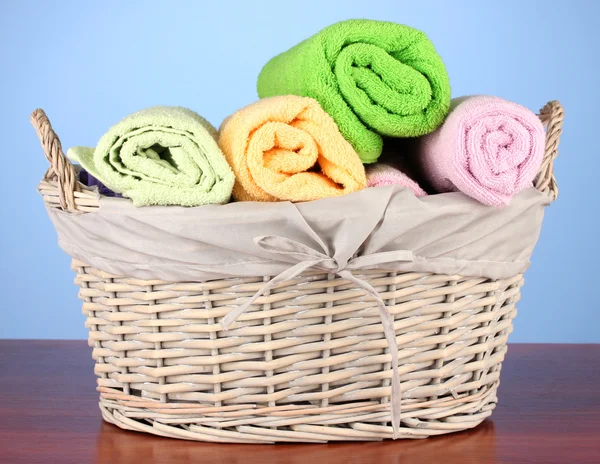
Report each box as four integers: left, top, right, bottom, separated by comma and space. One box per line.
31, 109, 80, 212
535, 100, 564, 201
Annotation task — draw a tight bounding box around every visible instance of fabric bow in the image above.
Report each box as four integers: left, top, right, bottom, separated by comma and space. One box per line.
220, 235, 414, 439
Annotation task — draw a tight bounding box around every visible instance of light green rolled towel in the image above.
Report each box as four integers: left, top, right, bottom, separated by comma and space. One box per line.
257, 19, 451, 163
68, 106, 235, 207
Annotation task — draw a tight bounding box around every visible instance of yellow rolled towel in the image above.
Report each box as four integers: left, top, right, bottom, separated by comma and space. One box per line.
218, 96, 367, 202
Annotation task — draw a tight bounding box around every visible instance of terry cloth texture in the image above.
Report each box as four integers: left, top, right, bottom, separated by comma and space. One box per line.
366, 164, 427, 197
218, 95, 366, 202
257, 19, 451, 163
68, 106, 234, 207
416, 96, 545, 206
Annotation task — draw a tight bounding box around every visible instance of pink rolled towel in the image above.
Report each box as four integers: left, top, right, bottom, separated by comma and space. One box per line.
366, 164, 427, 197
417, 96, 545, 206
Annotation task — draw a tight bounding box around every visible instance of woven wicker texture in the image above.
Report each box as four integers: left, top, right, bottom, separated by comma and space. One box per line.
35, 101, 563, 442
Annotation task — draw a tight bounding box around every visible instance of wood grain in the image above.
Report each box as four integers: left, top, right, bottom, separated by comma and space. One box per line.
0, 341, 598, 464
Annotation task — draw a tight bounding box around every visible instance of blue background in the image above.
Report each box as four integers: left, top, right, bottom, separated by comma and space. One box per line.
0, 0, 598, 341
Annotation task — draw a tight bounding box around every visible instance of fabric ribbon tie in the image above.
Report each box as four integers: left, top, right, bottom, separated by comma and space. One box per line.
220, 235, 414, 439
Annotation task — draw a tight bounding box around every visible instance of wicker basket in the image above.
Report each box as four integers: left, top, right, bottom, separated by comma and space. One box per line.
33, 101, 563, 443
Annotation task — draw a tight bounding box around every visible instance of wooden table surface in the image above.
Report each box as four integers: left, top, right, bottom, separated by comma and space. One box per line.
0, 341, 598, 464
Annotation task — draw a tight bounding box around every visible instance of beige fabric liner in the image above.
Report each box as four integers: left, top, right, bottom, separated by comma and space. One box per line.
47, 185, 550, 283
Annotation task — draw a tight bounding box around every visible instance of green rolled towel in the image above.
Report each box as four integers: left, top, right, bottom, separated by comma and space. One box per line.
68, 106, 235, 207
257, 19, 451, 163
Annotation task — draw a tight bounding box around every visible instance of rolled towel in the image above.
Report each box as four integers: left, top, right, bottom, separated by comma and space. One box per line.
366, 164, 427, 197
218, 96, 366, 202
417, 96, 545, 206
257, 19, 451, 163
68, 107, 234, 207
